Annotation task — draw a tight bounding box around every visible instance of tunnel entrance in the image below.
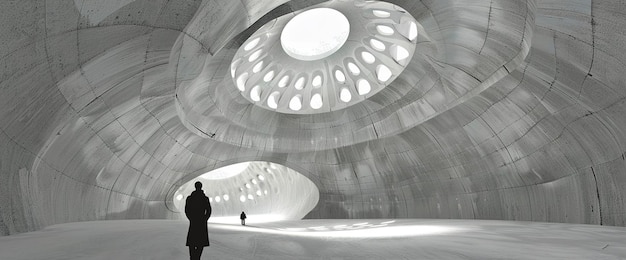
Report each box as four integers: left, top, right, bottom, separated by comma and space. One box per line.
173, 161, 319, 224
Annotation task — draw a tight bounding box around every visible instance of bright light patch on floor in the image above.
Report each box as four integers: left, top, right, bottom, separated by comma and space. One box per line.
208, 214, 287, 224
281, 8, 350, 61
213, 220, 463, 239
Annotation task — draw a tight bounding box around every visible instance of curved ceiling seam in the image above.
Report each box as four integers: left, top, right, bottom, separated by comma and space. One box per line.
63, 74, 211, 190
590, 111, 625, 155
477, 0, 495, 55
458, 64, 529, 131
60, 34, 232, 179
73, 25, 209, 60
297, 77, 610, 189
474, 110, 525, 184
71, 52, 176, 178
562, 110, 625, 166
277, 122, 511, 172
419, 126, 467, 192
453, 64, 533, 182
459, 84, 600, 177
1, 25, 207, 105
288, 143, 461, 176
518, 0, 531, 49
417, 0, 445, 46
24, 107, 192, 212
131, 28, 234, 166
0, 73, 173, 204
70, 0, 204, 50
576, 8, 596, 101
533, 24, 593, 46
533, 31, 623, 115
502, 101, 625, 174
420, 37, 531, 113
237, 0, 252, 26
0, 123, 148, 202
387, 171, 581, 198
535, 30, 560, 102
41, 0, 59, 84
0, 28, 181, 87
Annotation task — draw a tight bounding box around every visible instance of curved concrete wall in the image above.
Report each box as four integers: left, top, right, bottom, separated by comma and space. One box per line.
1, 0, 625, 235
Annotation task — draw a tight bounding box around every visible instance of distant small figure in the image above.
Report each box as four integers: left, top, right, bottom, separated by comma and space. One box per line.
185, 181, 211, 260
240, 211, 247, 226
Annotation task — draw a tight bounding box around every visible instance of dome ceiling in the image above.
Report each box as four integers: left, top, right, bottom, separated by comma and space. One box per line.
229, 1, 419, 114
1, 0, 625, 235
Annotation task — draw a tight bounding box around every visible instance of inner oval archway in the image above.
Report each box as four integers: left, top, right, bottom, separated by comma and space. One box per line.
173, 161, 319, 224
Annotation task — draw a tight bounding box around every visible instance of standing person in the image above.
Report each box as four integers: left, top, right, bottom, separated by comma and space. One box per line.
240, 211, 247, 226
185, 181, 212, 260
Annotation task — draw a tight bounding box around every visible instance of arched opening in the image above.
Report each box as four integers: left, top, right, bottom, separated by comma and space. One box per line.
173, 161, 319, 224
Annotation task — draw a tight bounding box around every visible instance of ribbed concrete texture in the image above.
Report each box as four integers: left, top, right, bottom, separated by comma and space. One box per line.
1, 0, 625, 236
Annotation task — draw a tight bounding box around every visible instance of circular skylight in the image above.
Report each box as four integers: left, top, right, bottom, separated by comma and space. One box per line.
230, 0, 419, 114
281, 8, 350, 61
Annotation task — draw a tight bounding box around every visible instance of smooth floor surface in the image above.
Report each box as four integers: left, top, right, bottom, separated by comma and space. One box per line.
0, 219, 625, 260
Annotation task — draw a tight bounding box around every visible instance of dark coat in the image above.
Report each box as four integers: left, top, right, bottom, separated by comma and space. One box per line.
240, 212, 246, 220
185, 190, 211, 247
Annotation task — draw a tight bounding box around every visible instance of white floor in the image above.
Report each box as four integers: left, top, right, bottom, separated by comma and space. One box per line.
1, 219, 625, 259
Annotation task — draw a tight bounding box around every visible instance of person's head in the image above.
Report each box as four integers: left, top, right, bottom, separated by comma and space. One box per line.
194, 181, 202, 190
